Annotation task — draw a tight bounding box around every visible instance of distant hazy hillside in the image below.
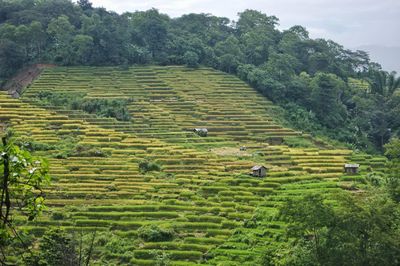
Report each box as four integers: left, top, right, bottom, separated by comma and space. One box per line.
358, 45, 400, 74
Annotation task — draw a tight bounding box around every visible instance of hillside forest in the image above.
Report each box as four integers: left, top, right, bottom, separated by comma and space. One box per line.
0, 0, 399, 153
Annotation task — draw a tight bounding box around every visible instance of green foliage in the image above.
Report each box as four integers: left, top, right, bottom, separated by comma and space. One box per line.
0, 134, 50, 220
17, 136, 109, 159
280, 194, 334, 243
310, 72, 347, 128
25, 136, 110, 159
138, 160, 161, 173
369, 71, 400, 98
77, 0, 93, 10
36, 91, 132, 121
101, 232, 132, 255
71, 34, 93, 64
152, 250, 171, 266
261, 242, 316, 266
365, 172, 385, 187
81, 98, 131, 121
47, 15, 76, 65
72, 144, 109, 157
16, 137, 56, 152
183, 51, 199, 68
51, 211, 66, 220
384, 137, 400, 160
282, 103, 321, 133
0, 132, 50, 262
0, 38, 24, 78
134, 9, 169, 60
138, 224, 175, 242
33, 228, 79, 266
273, 192, 400, 266
283, 137, 314, 148
384, 138, 400, 202
26, 228, 99, 266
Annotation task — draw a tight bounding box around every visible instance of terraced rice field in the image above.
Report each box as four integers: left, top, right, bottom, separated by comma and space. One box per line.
0, 66, 387, 265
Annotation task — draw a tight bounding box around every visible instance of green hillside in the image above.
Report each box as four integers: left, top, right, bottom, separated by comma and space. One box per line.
0, 66, 387, 265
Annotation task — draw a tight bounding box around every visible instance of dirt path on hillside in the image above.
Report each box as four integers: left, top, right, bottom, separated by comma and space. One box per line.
2, 64, 55, 98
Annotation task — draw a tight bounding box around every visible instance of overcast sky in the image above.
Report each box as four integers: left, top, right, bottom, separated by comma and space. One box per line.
89, 0, 400, 72
90, 0, 399, 48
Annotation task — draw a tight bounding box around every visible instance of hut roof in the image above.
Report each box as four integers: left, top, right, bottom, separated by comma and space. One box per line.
252, 165, 266, 171
344, 164, 360, 168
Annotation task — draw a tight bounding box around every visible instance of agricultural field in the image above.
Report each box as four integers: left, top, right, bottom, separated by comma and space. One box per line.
0, 66, 387, 265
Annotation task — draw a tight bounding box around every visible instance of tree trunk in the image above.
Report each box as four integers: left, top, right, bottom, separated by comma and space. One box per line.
1, 136, 10, 228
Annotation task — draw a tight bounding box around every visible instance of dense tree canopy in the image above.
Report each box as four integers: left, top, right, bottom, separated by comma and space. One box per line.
266, 192, 400, 266
0, 0, 399, 152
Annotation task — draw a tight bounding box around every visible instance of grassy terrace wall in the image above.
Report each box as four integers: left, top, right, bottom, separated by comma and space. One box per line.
0, 66, 386, 265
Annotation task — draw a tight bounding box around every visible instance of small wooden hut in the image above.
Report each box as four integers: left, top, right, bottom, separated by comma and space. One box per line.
251, 165, 267, 177
344, 164, 360, 174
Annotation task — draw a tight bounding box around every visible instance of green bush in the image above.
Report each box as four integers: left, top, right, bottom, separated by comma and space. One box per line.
81, 98, 132, 121
26, 229, 79, 266
153, 250, 171, 266
16, 138, 56, 151
51, 211, 66, 220
139, 160, 162, 173
73, 144, 109, 157
105, 184, 119, 191
53, 142, 110, 159
137, 224, 175, 242
36, 91, 132, 121
283, 137, 314, 148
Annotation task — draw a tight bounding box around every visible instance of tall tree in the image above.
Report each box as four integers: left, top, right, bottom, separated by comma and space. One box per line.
215, 36, 244, 73
0, 38, 24, 78
236, 9, 279, 35
369, 71, 400, 98
47, 15, 75, 64
71, 34, 93, 64
130, 9, 169, 60
310, 72, 347, 128
384, 138, 400, 202
78, 0, 93, 11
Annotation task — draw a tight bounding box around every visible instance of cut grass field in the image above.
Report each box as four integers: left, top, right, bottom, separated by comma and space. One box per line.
0, 66, 387, 265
